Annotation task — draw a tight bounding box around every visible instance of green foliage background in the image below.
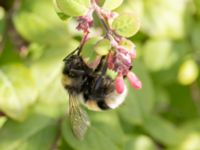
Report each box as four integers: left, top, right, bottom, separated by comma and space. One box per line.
0, 0, 200, 149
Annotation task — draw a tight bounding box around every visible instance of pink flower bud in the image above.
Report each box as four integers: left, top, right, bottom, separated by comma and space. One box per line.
115, 74, 125, 94
127, 71, 142, 89
129, 48, 136, 59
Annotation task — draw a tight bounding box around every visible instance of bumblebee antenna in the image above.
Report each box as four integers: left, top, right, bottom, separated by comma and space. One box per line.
77, 32, 89, 55
63, 48, 79, 61
63, 32, 89, 61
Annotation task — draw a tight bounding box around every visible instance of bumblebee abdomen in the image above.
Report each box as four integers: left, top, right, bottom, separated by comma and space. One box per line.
82, 86, 127, 111
105, 86, 127, 109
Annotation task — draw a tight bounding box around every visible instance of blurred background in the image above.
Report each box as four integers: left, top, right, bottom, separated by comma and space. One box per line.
0, 0, 200, 149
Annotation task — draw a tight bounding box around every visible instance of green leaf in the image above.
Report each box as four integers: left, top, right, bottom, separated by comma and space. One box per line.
103, 0, 123, 10
112, 13, 140, 38
59, 137, 74, 150
166, 84, 199, 121
194, 0, 200, 16
191, 22, 200, 52
0, 117, 6, 129
53, 0, 70, 21
56, 0, 90, 17
177, 59, 199, 85
148, 41, 191, 85
143, 39, 174, 72
0, 40, 21, 65
124, 135, 156, 150
13, 0, 70, 46
56, 12, 70, 21
168, 120, 200, 149
0, 64, 37, 121
142, 0, 186, 39
28, 42, 78, 118
34, 77, 67, 118
0, 7, 5, 45
89, 111, 126, 147
81, 37, 101, 67
119, 39, 136, 53
94, 39, 111, 56
143, 115, 180, 146
96, 0, 106, 7
62, 111, 122, 150
29, 39, 78, 92
0, 114, 58, 150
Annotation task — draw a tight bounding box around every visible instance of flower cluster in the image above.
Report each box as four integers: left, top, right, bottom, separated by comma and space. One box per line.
76, 8, 94, 33
108, 44, 142, 93
75, 1, 142, 94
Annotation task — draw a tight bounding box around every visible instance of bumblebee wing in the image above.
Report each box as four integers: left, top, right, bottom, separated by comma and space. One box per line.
68, 93, 90, 140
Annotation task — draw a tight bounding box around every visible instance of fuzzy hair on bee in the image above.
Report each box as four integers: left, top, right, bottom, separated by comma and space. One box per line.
62, 49, 127, 139
62, 53, 127, 111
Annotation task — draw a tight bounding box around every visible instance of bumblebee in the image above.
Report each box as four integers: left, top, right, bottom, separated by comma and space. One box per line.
62, 49, 127, 139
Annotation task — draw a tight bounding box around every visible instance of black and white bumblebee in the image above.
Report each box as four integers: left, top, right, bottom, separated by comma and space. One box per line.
62, 48, 127, 139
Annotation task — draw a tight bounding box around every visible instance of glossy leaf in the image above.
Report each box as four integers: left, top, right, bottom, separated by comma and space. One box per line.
177, 59, 199, 85
56, 0, 90, 17
94, 39, 111, 56
124, 135, 156, 150
0, 114, 58, 150
112, 13, 140, 37
143, 115, 180, 146
142, 0, 187, 39
143, 39, 174, 72
13, 0, 70, 45
62, 113, 120, 150
81, 37, 101, 67
103, 0, 123, 10
0, 64, 37, 121
53, 0, 69, 21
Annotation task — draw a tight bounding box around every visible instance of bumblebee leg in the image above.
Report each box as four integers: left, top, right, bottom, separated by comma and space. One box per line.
94, 56, 106, 73
93, 57, 108, 91
70, 69, 85, 75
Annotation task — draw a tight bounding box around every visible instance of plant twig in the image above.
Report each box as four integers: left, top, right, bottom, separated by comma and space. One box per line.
51, 118, 63, 150
0, 111, 5, 117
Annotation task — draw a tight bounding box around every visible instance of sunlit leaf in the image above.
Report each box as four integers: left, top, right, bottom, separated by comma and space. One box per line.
112, 13, 140, 37
178, 59, 199, 85
13, 0, 70, 46
0, 114, 58, 150
56, 0, 90, 17
124, 135, 156, 150
81, 37, 101, 67
142, 0, 187, 39
143, 115, 180, 146
0, 64, 37, 121
143, 39, 173, 72
103, 0, 123, 10
53, 0, 69, 21
94, 39, 111, 56
62, 113, 120, 150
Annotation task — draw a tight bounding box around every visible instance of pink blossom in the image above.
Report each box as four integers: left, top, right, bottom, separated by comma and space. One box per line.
127, 71, 142, 89
115, 73, 125, 94
76, 16, 93, 33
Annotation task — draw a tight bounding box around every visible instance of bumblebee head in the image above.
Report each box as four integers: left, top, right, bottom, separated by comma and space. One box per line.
63, 55, 82, 67
63, 54, 91, 78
